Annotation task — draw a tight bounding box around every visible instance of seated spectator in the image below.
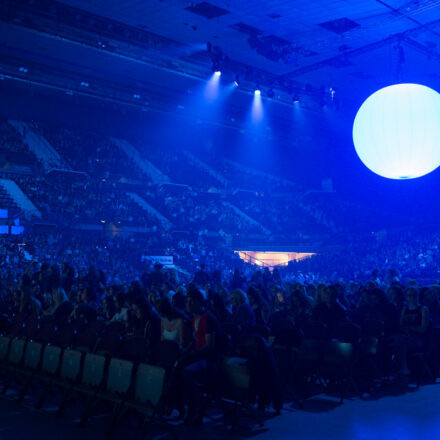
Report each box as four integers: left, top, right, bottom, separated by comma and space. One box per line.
157, 297, 188, 347
111, 292, 129, 322
288, 284, 313, 328
129, 295, 160, 343
178, 289, 221, 426
72, 287, 98, 322
207, 291, 231, 324
193, 263, 210, 287
230, 289, 256, 332
420, 286, 440, 326
311, 284, 348, 334
102, 295, 117, 320
45, 287, 73, 324
396, 287, 430, 375
247, 286, 269, 326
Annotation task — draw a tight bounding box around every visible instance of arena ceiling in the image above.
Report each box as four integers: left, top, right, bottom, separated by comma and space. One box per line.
56, 0, 440, 97
2, 0, 440, 121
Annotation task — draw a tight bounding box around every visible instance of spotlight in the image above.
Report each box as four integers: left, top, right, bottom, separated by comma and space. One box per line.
214, 71, 221, 76
254, 89, 261, 96
234, 75, 240, 87
292, 95, 300, 103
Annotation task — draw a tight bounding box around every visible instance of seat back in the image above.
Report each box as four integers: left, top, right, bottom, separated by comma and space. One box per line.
60, 349, 82, 381
8, 338, 25, 364
298, 339, 322, 363
82, 353, 106, 388
134, 363, 165, 407
322, 341, 353, 366
222, 357, 250, 390
358, 336, 379, 357
41, 345, 62, 375
0, 336, 11, 361
24, 341, 43, 369
106, 358, 133, 394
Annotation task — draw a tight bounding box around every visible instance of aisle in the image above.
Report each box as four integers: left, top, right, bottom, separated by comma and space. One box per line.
0, 385, 439, 440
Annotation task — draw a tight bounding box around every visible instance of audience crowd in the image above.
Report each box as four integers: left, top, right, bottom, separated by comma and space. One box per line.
0, 119, 439, 429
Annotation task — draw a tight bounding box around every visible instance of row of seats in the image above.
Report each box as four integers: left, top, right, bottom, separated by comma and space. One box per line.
0, 316, 258, 435
0, 334, 167, 437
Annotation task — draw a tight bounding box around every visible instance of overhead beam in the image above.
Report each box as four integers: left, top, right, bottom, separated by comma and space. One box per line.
278, 18, 440, 80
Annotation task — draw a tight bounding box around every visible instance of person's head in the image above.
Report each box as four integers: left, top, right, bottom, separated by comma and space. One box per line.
88, 266, 96, 276
405, 287, 420, 307
158, 297, 182, 321
114, 292, 127, 312
147, 290, 161, 308
366, 287, 386, 307
247, 286, 262, 308
186, 289, 205, 316
132, 296, 151, 320
273, 286, 285, 304
52, 288, 68, 306
172, 287, 186, 311
388, 285, 405, 306
103, 295, 116, 318
208, 292, 226, 313
230, 289, 247, 308
81, 286, 96, 304
420, 286, 437, 307
322, 285, 338, 306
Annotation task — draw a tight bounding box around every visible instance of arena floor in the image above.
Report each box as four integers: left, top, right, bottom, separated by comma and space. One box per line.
0, 384, 438, 440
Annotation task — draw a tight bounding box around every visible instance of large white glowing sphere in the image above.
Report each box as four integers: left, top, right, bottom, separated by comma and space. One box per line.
352, 83, 440, 179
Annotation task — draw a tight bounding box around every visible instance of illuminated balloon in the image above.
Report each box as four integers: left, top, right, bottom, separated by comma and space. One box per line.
352, 83, 440, 179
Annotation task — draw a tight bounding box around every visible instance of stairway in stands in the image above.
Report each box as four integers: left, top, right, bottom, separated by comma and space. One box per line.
110, 138, 171, 184
0, 179, 41, 219
126, 192, 172, 229
8, 121, 69, 171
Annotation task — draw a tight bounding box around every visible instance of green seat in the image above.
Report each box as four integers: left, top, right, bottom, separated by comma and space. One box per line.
41, 345, 62, 376
81, 353, 106, 388
60, 349, 82, 382
106, 358, 133, 395
8, 339, 25, 365
24, 341, 43, 370
222, 357, 250, 390
0, 336, 11, 362
359, 337, 378, 357
298, 339, 322, 363
134, 363, 165, 408
322, 341, 353, 367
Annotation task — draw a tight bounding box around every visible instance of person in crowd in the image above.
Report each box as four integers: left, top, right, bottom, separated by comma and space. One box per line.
288, 284, 313, 328
311, 284, 348, 334
178, 289, 221, 426
45, 287, 73, 323
420, 286, 440, 326
247, 286, 269, 326
158, 297, 188, 347
102, 294, 117, 321
396, 287, 430, 375
129, 295, 161, 343
207, 291, 231, 325
230, 289, 256, 332
111, 292, 129, 322
193, 263, 210, 287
